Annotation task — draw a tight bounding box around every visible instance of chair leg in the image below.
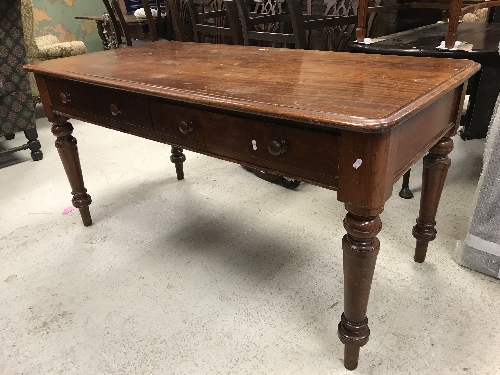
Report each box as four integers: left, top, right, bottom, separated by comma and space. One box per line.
242, 166, 301, 189
5, 133, 15, 140
398, 169, 413, 199
170, 146, 186, 180
24, 128, 43, 161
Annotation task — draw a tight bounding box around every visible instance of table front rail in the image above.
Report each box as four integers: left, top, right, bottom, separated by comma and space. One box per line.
44, 77, 341, 189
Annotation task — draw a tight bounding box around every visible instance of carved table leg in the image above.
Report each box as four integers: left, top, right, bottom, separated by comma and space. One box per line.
170, 146, 186, 180
338, 210, 381, 370
52, 117, 92, 226
412, 136, 453, 263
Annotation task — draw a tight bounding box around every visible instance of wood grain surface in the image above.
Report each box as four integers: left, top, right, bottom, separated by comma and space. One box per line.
24, 41, 479, 132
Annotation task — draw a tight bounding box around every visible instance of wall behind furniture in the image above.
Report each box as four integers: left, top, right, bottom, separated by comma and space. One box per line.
31, 0, 106, 53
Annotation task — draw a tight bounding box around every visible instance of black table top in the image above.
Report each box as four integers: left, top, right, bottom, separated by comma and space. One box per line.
349, 22, 500, 63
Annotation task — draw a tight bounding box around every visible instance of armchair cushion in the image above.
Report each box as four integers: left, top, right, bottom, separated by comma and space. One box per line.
20, 0, 87, 98
35, 34, 60, 48
463, 8, 489, 22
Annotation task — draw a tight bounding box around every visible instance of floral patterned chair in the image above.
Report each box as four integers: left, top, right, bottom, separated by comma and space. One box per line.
0, 0, 42, 161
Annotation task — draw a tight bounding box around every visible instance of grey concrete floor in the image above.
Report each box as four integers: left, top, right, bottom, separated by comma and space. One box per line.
1, 109, 499, 375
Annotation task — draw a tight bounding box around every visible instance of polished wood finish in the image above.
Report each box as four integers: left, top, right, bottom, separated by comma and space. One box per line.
51, 116, 92, 226
25, 41, 479, 369
413, 135, 454, 262
339, 211, 381, 370
148, 99, 340, 186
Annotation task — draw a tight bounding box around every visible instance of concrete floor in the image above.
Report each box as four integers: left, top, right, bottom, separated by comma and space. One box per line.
1, 108, 499, 375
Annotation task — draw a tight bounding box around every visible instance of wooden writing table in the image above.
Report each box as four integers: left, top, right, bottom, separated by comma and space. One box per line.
25, 41, 479, 370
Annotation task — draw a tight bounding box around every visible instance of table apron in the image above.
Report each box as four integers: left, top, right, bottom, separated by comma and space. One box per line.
46, 78, 341, 189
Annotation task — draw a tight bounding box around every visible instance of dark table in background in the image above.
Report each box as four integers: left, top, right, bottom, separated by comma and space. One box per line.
350, 21, 500, 140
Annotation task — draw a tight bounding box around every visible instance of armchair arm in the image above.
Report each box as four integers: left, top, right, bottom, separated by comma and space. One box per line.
35, 35, 60, 48
36, 41, 87, 60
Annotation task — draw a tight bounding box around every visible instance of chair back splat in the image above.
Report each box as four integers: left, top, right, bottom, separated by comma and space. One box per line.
231, 0, 357, 50
186, 0, 243, 44
141, 0, 185, 41
101, 0, 133, 46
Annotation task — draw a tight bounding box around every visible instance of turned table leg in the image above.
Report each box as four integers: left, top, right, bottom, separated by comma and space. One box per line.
338, 209, 381, 370
412, 136, 453, 262
170, 146, 186, 180
52, 117, 92, 226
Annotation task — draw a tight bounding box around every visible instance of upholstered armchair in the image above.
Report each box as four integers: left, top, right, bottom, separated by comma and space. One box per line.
0, 0, 42, 161
20, 0, 87, 99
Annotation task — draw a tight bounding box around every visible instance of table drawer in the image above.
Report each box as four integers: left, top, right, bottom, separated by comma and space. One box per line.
151, 100, 340, 187
45, 79, 152, 129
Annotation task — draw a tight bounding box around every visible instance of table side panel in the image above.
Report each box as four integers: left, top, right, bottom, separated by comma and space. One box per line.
150, 100, 340, 188
337, 86, 460, 214
394, 88, 457, 179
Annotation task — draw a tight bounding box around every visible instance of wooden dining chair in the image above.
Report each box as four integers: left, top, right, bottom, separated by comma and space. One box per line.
141, 0, 185, 41
185, 0, 243, 44
232, 0, 357, 50
101, 0, 135, 46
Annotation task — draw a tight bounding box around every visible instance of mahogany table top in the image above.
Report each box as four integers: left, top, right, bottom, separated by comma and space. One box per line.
26, 41, 479, 132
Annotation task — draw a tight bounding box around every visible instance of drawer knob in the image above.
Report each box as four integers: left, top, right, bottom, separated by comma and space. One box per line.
179, 120, 194, 134
60, 92, 71, 104
110, 104, 121, 116
268, 139, 287, 156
